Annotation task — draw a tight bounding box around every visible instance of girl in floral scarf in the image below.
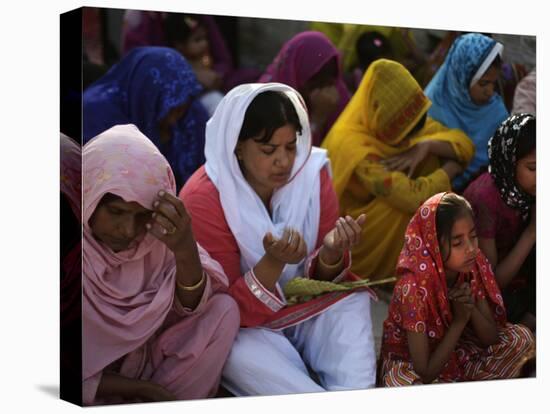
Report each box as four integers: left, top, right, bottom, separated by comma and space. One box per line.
379, 192, 534, 385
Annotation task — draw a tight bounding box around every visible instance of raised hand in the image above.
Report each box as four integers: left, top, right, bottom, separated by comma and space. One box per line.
146, 190, 195, 255
263, 228, 307, 265
323, 214, 366, 255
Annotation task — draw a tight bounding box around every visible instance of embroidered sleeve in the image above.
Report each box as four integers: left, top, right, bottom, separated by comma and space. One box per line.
243, 269, 286, 312
228, 271, 287, 327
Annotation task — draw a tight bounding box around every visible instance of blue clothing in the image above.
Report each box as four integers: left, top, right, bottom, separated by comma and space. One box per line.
83, 47, 209, 189
425, 33, 509, 189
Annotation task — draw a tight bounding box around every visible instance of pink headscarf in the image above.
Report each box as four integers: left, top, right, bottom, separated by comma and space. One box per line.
258, 31, 351, 146
82, 124, 178, 381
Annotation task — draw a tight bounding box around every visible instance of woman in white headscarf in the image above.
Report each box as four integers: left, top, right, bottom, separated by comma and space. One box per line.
180, 83, 377, 395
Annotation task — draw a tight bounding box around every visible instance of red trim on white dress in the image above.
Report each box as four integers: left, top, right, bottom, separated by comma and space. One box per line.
244, 269, 286, 312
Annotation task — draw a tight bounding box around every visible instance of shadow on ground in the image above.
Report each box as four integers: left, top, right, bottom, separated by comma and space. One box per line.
36, 384, 59, 399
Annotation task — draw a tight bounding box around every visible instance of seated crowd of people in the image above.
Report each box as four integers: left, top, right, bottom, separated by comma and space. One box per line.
62, 8, 537, 405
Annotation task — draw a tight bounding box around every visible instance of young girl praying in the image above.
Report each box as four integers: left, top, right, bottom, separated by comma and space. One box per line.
379, 192, 534, 386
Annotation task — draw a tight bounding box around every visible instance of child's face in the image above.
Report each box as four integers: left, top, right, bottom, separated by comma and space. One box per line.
515, 150, 536, 196
441, 215, 479, 274
469, 65, 499, 106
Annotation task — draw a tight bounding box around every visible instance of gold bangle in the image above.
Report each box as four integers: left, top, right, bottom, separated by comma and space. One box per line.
318, 252, 344, 269
176, 272, 206, 291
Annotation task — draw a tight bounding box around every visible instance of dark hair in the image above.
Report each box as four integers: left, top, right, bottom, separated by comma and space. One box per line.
97, 192, 122, 208
164, 13, 203, 47
356, 31, 392, 71
489, 53, 502, 70
435, 193, 475, 262
407, 112, 428, 138
516, 116, 536, 160
238, 91, 303, 144
303, 57, 338, 91
88, 193, 122, 227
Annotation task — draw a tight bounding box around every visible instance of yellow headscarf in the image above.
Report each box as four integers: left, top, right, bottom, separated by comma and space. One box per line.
323, 59, 473, 198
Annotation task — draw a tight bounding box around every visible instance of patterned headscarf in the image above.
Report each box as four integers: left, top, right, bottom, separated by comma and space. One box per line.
397, 193, 505, 338
381, 192, 506, 378
83, 47, 209, 189
488, 113, 536, 219
396, 192, 506, 335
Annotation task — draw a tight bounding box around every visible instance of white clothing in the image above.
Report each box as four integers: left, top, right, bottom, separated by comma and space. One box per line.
222, 292, 377, 396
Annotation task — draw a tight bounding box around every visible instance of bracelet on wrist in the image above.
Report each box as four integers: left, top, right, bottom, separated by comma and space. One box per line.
318, 251, 344, 269
176, 271, 206, 291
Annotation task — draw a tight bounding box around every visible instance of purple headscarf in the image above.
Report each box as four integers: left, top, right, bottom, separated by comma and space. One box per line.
259, 31, 351, 146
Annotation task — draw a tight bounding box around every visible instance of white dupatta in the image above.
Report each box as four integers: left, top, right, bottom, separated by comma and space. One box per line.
204, 83, 329, 288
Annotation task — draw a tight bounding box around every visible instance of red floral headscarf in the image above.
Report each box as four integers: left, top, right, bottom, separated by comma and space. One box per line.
381, 192, 506, 378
